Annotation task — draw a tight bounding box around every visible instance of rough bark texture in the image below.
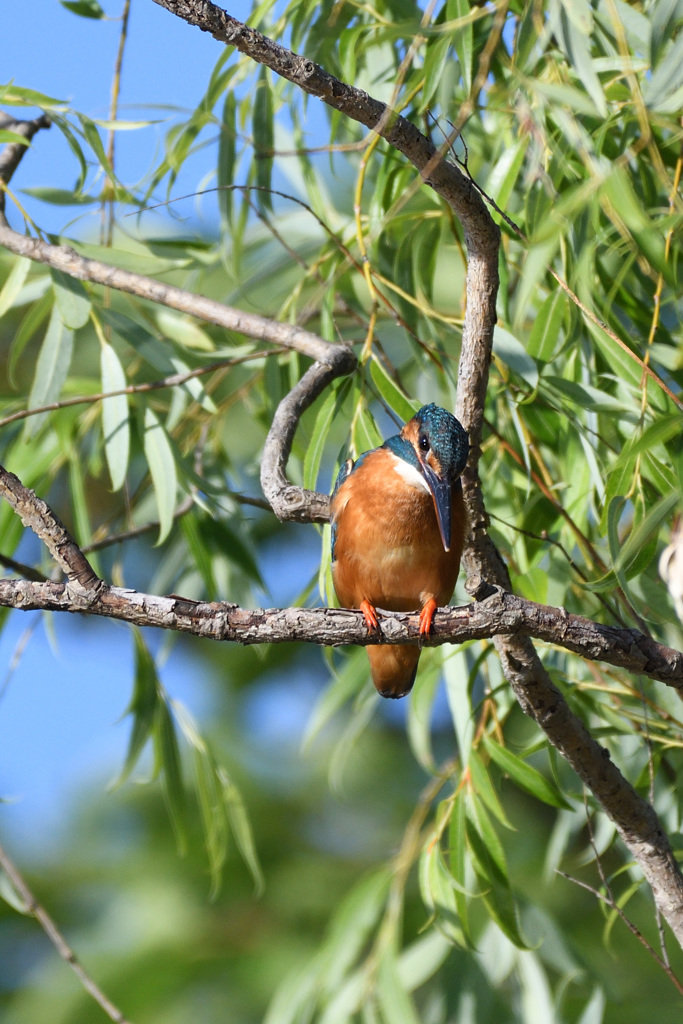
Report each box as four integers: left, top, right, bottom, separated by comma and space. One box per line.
0, 575, 681, 687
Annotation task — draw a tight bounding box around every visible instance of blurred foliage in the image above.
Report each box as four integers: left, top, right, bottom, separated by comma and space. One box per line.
2, 0, 683, 1021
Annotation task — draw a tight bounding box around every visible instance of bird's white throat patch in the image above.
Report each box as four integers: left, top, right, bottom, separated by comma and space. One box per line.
392, 456, 430, 494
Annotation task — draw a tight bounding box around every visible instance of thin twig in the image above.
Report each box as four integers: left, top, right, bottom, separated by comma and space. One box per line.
102, 0, 132, 247
0, 837, 133, 1023
0, 349, 282, 430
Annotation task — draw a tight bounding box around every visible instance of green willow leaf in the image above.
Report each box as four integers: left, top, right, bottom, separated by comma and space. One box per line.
370, 357, 419, 423
142, 406, 178, 545
113, 629, 159, 787
448, 788, 472, 945
527, 291, 567, 362
50, 268, 90, 329
100, 340, 130, 492
0, 870, 29, 915
304, 383, 345, 492
421, 35, 451, 112
60, 0, 105, 17
419, 838, 466, 946
317, 870, 391, 993
192, 745, 228, 897
302, 648, 367, 751
483, 736, 573, 809
466, 800, 528, 949
25, 304, 74, 437
352, 405, 383, 457
154, 699, 188, 854
253, 66, 274, 209
377, 949, 422, 1024
494, 326, 539, 389
0, 255, 30, 318
468, 747, 515, 830
181, 514, 217, 600
218, 90, 237, 227
222, 770, 265, 896
0, 130, 30, 146
21, 186, 97, 205
448, 0, 473, 92
1, 85, 67, 108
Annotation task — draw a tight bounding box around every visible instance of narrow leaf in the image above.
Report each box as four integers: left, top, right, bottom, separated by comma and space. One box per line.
0, 870, 29, 914
60, 0, 105, 16
483, 736, 573, 809
100, 341, 130, 491
370, 357, 419, 423
527, 291, 567, 362
377, 949, 422, 1024
0, 255, 30, 318
466, 804, 527, 948
468, 747, 514, 829
493, 326, 539, 389
253, 67, 274, 209
142, 406, 178, 544
222, 770, 265, 895
304, 385, 344, 492
113, 629, 159, 786
25, 305, 74, 437
154, 699, 188, 854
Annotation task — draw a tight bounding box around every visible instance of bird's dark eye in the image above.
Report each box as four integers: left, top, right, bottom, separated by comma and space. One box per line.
419, 434, 430, 452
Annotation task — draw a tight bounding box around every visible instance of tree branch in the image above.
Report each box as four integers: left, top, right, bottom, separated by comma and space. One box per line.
0, 575, 682, 690
0, 220, 354, 368
0, 836, 132, 1024
0, 112, 51, 209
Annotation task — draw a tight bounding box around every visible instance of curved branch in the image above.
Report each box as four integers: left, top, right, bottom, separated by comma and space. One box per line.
260, 358, 353, 522
0, 112, 51, 208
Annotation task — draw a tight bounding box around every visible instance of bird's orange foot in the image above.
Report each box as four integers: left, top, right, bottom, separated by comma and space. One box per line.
360, 599, 380, 633
419, 598, 438, 637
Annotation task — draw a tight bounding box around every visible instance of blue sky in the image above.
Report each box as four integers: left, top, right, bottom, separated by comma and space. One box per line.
4, 0, 250, 233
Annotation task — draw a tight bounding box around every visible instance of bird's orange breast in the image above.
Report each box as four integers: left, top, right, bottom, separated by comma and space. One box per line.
331, 448, 464, 613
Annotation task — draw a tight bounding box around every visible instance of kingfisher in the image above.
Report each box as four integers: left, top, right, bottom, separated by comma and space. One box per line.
330, 403, 469, 699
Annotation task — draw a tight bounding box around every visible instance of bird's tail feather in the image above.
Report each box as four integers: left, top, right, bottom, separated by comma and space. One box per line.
368, 645, 420, 699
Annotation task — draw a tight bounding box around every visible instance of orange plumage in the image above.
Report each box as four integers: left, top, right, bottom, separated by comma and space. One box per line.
330, 405, 468, 698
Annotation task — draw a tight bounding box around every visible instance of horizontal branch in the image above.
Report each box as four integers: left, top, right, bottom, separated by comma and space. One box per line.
1, 575, 681, 690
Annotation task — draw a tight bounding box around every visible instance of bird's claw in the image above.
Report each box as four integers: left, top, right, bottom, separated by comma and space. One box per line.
418, 598, 438, 637
360, 599, 380, 633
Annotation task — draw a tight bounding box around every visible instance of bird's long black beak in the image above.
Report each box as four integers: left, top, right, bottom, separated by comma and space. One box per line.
420, 461, 451, 552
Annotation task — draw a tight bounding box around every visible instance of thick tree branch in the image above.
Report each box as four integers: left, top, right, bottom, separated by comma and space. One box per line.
0, 466, 101, 596
260, 359, 348, 522
0, 575, 682, 690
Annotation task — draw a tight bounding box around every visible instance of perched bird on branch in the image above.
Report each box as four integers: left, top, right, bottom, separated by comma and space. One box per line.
330, 403, 469, 699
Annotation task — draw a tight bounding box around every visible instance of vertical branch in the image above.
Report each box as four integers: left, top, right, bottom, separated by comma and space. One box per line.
102, 0, 132, 246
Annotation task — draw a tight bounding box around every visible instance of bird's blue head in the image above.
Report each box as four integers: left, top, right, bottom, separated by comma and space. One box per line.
407, 404, 469, 481
398, 403, 469, 551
